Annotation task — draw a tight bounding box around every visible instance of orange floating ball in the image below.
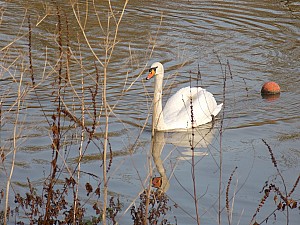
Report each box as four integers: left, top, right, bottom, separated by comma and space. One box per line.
261, 81, 281, 95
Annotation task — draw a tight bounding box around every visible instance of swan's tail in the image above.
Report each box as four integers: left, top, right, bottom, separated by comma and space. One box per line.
212, 103, 223, 117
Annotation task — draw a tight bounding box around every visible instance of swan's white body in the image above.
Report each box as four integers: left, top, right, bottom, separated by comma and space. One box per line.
147, 62, 223, 131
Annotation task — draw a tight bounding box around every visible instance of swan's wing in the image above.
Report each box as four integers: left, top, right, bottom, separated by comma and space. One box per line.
212, 103, 223, 117
163, 87, 222, 129
191, 88, 219, 126
163, 86, 195, 129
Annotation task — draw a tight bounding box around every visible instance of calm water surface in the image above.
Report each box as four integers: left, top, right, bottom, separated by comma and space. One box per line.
0, 0, 299, 224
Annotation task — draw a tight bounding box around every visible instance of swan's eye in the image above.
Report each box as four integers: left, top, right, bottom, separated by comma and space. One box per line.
149, 67, 157, 73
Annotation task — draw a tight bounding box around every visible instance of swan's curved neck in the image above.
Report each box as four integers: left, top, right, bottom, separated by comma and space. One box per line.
153, 73, 165, 131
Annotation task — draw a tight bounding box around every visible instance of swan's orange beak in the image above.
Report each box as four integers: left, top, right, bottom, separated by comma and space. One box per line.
146, 68, 156, 80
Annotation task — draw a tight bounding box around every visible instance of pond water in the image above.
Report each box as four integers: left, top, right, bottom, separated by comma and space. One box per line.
0, 0, 299, 224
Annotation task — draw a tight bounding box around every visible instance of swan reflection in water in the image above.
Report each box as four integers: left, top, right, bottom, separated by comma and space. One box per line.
151, 124, 217, 192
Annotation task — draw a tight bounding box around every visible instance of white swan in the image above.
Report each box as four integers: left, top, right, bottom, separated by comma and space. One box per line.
146, 62, 223, 131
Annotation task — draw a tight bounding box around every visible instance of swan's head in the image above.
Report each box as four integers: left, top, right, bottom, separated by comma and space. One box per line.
146, 62, 164, 80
